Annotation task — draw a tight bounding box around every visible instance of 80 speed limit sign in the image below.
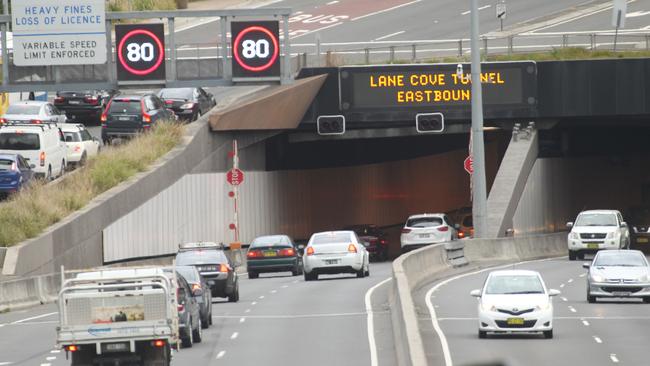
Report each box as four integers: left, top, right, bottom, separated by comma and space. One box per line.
116, 24, 166, 82
231, 21, 280, 79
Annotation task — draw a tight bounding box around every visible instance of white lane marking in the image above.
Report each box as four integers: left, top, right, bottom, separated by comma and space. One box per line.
439, 316, 650, 320
365, 278, 392, 366
50, 350, 61, 354
560, 284, 565, 288
582, 319, 590, 326
270, 290, 277, 294
627, 10, 650, 18
290, 22, 344, 39
461, 5, 491, 16
0, 362, 13, 365
216, 350, 226, 359
239, 317, 246, 323
244, 309, 251, 313
230, 332, 239, 340
282, 285, 289, 288
293, 280, 299, 283
568, 306, 577, 313
561, 297, 568, 302
45, 357, 56, 361
580, 273, 587, 277
568, 279, 574, 283
374, 30, 405, 41
610, 354, 619, 363
252, 302, 257, 306
352, 0, 422, 21
259, 295, 265, 299
213, 312, 379, 319
526, 0, 636, 34
594, 336, 603, 343
426, 257, 563, 366
40, 364, 51, 366
327, 0, 339, 4
11, 312, 58, 324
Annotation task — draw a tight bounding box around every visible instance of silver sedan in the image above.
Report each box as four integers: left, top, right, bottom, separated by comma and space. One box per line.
584, 250, 650, 303
1, 101, 67, 125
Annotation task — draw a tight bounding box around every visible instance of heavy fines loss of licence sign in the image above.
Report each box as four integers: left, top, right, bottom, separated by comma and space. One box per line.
12, 0, 107, 66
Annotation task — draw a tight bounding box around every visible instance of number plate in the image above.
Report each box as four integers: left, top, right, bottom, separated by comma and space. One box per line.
324, 259, 339, 265
105, 343, 128, 352
506, 317, 524, 325
419, 234, 430, 238
612, 291, 631, 297
69, 100, 81, 104
263, 251, 277, 257
637, 237, 648, 243
587, 243, 599, 249
118, 116, 131, 121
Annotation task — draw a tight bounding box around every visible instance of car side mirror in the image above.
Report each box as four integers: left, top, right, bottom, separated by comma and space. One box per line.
29, 164, 36, 169
298, 244, 305, 250
548, 289, 561, 297
621, 222, 628, 227
470, 289, 481, 297
582, 263, 590, 269
566, 222, 573, 228
192, 288, 203, 296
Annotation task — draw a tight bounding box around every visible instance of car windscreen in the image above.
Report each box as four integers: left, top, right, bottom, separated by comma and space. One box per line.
485, 275, 545, 295
108, 100, 141, 114
6, 104, 40, 115
251, 236, 290, 248
594, 252, 647, 267
0, 133, 40, 150
406, 217, 443, 228
312, 233, 352, 244
176, 266, 200, 283
176, 250, 227, 265
0, 158, 14, 170
575, 213, 618, 226
63, 132, 81, 142
158, 88, 193, 100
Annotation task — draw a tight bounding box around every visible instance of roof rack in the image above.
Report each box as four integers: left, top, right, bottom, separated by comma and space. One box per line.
178, 241, 224, 251
1, 122, 57, 130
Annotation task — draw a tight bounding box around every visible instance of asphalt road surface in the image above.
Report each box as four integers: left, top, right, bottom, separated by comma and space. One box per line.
0, 262, 395, 366
417, 256, 650, 366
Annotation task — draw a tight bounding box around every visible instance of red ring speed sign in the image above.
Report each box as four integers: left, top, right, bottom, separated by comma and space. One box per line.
115, 24, 166, 81
231, 21, 281, 78
233, 26, 279, 72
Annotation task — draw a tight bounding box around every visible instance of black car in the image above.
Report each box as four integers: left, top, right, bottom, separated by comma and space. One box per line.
54, 90, 116, 125
157, 87, 216, 122
344, 224, 390, 261
246, 235, 303, 279
176, 265, 213, 329
101, 93, 175, 144
629, 206, 650, 251
165, 269, 202, 348
176, 243, 240, 302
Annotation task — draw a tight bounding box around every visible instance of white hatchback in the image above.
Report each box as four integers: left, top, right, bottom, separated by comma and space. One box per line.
59, 123, 100, 167
400, 213, 458, 253
471, 270, 560, 339
303, 231, 370, 281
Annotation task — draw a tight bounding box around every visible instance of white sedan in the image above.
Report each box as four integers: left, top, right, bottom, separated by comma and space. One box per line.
303, 231, 370, 281
470, 270, 560, 339
59, 123, 100, 167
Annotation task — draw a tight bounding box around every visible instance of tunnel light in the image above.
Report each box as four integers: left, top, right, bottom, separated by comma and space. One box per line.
416, 112, 444, 133
317, 115, 345, 135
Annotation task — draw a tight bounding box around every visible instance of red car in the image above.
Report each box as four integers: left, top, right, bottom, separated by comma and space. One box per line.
344, 224, 389, 261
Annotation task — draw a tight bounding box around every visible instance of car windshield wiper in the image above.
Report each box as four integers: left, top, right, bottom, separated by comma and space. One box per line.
503, 291, 543, 294
610, 264, 639, 267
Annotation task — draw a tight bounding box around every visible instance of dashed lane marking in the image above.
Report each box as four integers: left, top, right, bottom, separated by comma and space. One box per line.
240, 317, 246, 323
374, 30, 405, 41
282, 285, 289, 288
351, 0, 422, 21
252, 302, 257, 306
45, 357, 56, 361
561, 297, 568, 302
580, 273, 587, 277
216, 351, 226, 359
560, 284, 565, 288
270, 290, 277, 294
230, 332, 239, 340
568, 279, 574, 283
327, 0, 339, 5
244, 309, 251, 313
582, 319, 590, 326
568, 306, 577, 313
610, 354, 619, 363
212, 312, 382, 319
594, 336, 603, 343
259, 295, 265, 299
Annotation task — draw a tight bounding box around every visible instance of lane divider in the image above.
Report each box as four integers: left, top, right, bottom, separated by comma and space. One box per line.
593, 336, 603, 343
610, 354, 619, 363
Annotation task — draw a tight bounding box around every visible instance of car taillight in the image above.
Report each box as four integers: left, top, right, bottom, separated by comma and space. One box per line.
279, 248, 295, 256
380, 239, 387, 245
101, 99, 112, 123
142, 113, 151, 123
164, 100, 173, 105
247, 250, 261, 258
0, 118, 6, 124
348, 244, 357, 253
458, 231, 466, 238
100, 114, 107, 122
438, 226, 449, 232
39, 151, 45, 167
180, 102, 196, 110
219, 264, 229, 273
54, 96, 65, 104
177, 304, 184, 312
306, 247, 314, 256
66, 345, 79, 352
84, 96, 99, 105
30, 119, 43, 124
401, 228, 411, 234
152, 340, 166, 348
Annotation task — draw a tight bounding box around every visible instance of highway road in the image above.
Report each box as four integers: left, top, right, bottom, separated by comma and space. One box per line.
417, 257, 650, 366
0, 262, 395, 366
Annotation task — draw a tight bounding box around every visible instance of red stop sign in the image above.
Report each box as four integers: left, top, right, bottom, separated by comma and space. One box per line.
464, 156, 473, 175
227, 168, 244, 186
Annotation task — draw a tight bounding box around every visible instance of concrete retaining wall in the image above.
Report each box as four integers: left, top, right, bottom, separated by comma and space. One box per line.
390, 232, 566, 366
0, 273, 61, 312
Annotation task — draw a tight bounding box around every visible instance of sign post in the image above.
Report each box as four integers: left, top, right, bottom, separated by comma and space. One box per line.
612, 0, 627, 51
11, 0, 107, 66
226, 141, 244, 267
496, 1, 507, 31
464, 156, 474, 175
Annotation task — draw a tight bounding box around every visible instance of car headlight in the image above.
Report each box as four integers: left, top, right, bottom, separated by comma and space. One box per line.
481, 303, 497, 312
591, 274, 605, 282
638, 274, 649, 282
569, 232, 579, 240
606, 232, 618, 239
535, 303, 551, 311
633, 226, 638, 233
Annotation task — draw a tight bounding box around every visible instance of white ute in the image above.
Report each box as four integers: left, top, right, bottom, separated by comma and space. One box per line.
56, 268, 179, 366
567, 209, 630, 261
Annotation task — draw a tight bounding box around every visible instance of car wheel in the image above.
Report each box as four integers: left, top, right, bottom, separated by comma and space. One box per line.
209, 309, 213, 325
304, 271, 317, 281
60, 161, 66, 177
568, 251, 576, 261
228, 284, 239, 302
78, 152, 87, 167
478, 330, 487, 339
356, 267, 365, 278
45, 166, 52, 181
587, 293, 596, 303
292, 266, 300, 276
543, 329, 553, 339
248, 271, 258, 279
181, 319, 193, 348
195, 111, 202, 122
365, 264, 370, 277
193, 318, 202, 343
643, 297, 650, 303
201, 312, 209, 329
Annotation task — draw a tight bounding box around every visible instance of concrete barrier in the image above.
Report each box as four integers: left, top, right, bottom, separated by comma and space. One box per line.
0, 273, 61, 312
390, 232, 566, 366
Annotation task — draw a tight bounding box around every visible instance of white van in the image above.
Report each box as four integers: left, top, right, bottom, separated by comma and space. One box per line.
0, 122, 68, 180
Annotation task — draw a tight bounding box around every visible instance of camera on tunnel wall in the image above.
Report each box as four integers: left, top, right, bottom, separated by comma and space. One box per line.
317, 115, 346, 135
416, 112, 445, 133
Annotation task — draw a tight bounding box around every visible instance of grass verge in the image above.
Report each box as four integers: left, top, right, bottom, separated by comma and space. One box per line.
0, 122, 183, 248
107, 0, 177, 12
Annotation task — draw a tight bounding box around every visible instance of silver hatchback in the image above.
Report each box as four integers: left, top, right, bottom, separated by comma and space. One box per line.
583, 250, 650, 303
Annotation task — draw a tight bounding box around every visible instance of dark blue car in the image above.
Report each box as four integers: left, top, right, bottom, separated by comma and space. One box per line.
0, 153, 34, 195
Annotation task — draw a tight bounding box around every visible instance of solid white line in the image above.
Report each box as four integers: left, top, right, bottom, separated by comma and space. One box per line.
11, 312, 58, 324
327, 0, 339, 4
374, 31, 405, 41
610, 354, 619, 363
365, 278, 392, 366
230, 332, 239, 340
352, 0, 422, 21
568, 279, 574, 283
426, 257, 563, 366
594, 336, 603, 343
216, 350, 226, 359
239, 317, 246, 323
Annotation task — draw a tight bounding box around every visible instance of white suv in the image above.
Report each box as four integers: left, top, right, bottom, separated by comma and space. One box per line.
567, 210, 630, 261
0, 122, 68, 180
400, 213, 458, 253
60, 123, 100, 168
